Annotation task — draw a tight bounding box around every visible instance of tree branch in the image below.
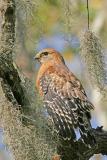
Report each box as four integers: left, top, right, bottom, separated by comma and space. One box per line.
0, 0, 29, 108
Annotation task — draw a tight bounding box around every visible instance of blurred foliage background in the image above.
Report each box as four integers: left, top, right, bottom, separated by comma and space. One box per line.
1, 0, 107, 159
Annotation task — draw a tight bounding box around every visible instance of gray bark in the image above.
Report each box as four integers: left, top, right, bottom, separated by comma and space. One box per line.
0, 0, 29, 108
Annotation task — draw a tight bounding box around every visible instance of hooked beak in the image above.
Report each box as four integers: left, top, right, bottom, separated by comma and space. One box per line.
34, 53, 40, 60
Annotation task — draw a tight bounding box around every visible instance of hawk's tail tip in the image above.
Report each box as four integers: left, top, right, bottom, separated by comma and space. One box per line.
82, 131, 96, 148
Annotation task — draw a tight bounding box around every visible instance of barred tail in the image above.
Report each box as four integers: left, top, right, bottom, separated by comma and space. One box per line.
78, 112, 96, 147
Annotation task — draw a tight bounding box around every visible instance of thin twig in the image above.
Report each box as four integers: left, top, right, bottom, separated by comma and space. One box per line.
87, 0, 90, 29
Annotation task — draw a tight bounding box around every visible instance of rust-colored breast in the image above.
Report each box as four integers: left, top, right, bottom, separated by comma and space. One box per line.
36, 61, 56, 96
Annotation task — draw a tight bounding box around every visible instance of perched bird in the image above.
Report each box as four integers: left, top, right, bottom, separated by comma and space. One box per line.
34, 48, 96, 146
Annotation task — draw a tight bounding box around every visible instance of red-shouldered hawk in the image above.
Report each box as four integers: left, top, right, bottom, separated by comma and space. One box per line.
34, 48, 96, 147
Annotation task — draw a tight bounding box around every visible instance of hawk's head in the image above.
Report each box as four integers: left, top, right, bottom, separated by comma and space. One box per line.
34, 48, 65, 64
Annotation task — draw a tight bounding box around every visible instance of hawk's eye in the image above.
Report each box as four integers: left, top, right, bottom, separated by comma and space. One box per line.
43, 52, 48, 56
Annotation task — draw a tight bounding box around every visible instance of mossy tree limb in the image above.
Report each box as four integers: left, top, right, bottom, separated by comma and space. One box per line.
0, 0, 29, 107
